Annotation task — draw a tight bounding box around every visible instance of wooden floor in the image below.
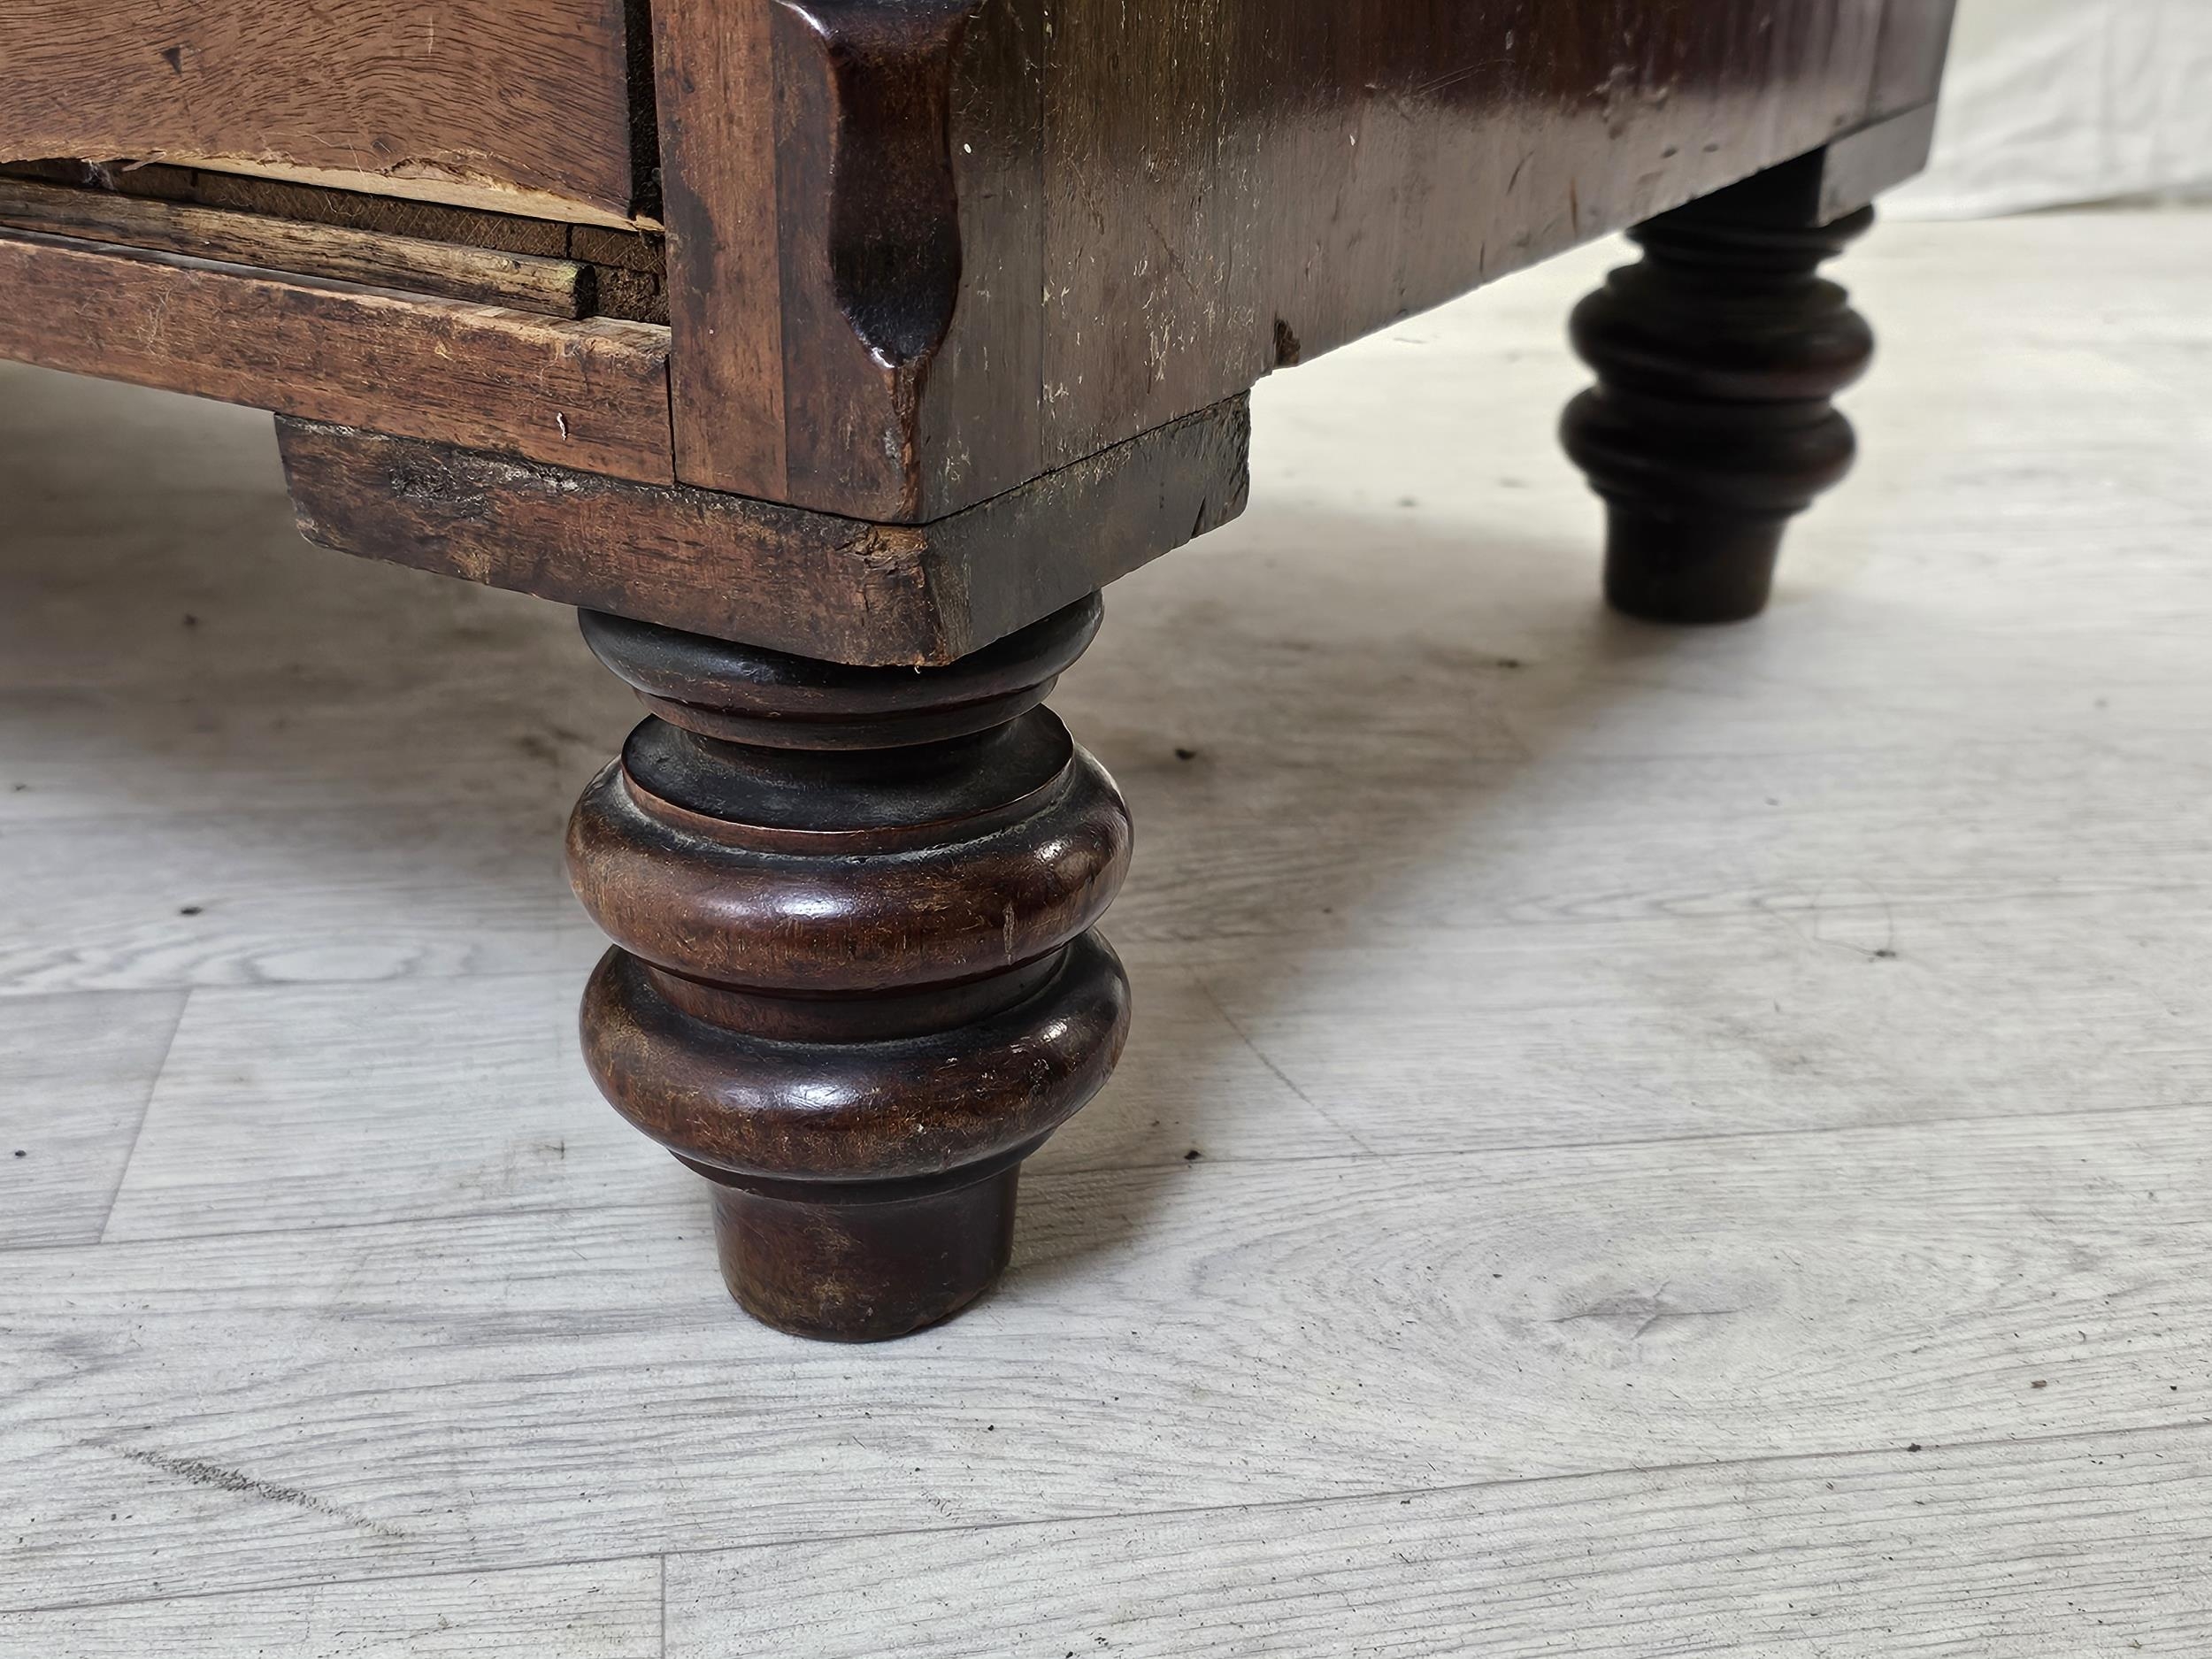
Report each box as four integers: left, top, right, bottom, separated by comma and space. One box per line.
4, 211, 2209, 1655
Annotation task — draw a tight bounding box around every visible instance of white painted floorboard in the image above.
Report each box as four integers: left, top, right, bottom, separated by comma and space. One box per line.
4, 211, 2210, 1655
0, 992, 181, 1248
0, 1562, 663, 1658
671, 1426, 2212, 1656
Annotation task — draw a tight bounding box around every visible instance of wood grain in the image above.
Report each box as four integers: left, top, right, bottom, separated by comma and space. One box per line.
279, 397, 1248, 665
0, 163, 672, 319
100, 975, 661, 1248
0, 2, 1947, 531
0, 1559, 662, 1657
8, 1109, 2210, 1609
652, 0, 789, 496
0, 0, 649, 219
764, 0, 1049, 520
95, 962, 1353, 1243
0, 179, 589, 316
0, 232, 672, 479
0, 800, 606, 997
85, 883, 2212, 1245
0, 991, 183, 1248
1033, 0, 1893, 470
670, 1425, 2212, 1655
659, 0, 1946, 520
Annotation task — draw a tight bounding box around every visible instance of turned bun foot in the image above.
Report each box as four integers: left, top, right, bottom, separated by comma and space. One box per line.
1600, 513, 1788, 626
707, 1165, 1022, 1342
567, 599, 1131, 1340
1563, 183, 1876, 625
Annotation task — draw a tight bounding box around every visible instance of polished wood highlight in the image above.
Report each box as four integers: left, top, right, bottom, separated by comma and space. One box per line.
279, 397, 1247, 665
1561, 159, 1878, 624
660, 0, 1949, 520
0, 232, 673, 479
567, 598, 1132, 1338
0, 0, 652, 221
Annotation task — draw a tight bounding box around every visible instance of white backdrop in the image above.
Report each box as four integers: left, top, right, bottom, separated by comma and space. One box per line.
1889, 0, 2212, 218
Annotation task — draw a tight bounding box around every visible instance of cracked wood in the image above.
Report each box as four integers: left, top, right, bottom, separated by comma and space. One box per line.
278, 396, 1248, 664
0, 231, 673, 479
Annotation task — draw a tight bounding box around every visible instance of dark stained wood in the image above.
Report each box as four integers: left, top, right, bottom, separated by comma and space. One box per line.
757, 1, 941, 516
1872, 0, 1959, 119
653, 0, 789, 497
0, 231, 673, 480
568, 597, 1132, 1339
278, 397, 1248, 666
651, 0, 1949, 522
766, 0, 1048, 521
920, 0, 1048, 511
0, 178, 589, 316
2, 1, 1950, 528
1561, 159, 1878, 624
1602, 107, 1936, 235
1814, 104, 1941, 224
0, 0, 652, 221
1033, 0, 1894, 472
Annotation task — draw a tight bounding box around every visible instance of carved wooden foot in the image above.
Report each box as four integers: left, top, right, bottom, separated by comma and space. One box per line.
1562, 173, 1877, 625
566, 598, 1132, 1341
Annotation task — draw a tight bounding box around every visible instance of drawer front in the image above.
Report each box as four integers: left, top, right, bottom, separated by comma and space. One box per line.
0, 0, 649, 221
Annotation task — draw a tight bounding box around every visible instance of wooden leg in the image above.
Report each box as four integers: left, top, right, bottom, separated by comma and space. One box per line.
565, 598, 1132, 1341
1561, 174, 1877, 625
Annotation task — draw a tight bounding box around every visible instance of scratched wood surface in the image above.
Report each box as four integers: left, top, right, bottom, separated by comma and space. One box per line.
279, 398, 1247, 665
1033, 0, 1896, 467
665, 0, 1953, 519
3, 210, 2208, 1652
0, 0, 649, 221
0, 178, 592, 316
0, 233, 673, 479
0, 0, 1948, 539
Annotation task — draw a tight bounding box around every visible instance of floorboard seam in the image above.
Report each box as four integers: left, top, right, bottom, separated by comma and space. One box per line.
20, 1091, 2210, 1261
92, 987, 194, 1245
10, 1416, 2208, 1621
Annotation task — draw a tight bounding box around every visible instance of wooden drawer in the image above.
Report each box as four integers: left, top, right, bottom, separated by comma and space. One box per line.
0, 0, 651, 223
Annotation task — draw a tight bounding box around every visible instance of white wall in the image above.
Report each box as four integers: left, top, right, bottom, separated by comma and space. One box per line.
1889, 0, 2212, 218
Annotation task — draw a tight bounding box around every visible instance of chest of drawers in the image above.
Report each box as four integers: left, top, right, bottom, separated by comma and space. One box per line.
0, 0, 1955, 1339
